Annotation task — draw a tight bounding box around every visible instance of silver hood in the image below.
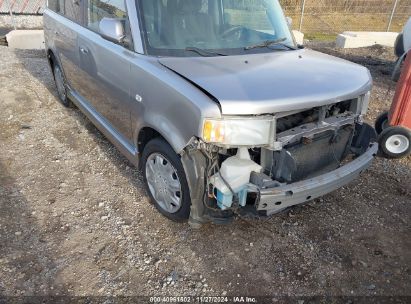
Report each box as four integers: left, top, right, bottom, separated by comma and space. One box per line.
159, 49, 372, 115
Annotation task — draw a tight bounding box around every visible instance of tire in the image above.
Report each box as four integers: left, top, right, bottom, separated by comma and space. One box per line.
52, 60, 71, 107
375, 111, 389, 135
378, 126, 411, 159
141, 138, 191, 221
394, 33, 404, 58
392, 56, 404, 82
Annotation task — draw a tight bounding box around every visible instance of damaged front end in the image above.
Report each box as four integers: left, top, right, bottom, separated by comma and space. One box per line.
181, 99, 378, 227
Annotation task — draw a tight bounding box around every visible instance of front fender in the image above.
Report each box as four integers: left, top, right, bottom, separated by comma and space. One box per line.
129, 57, 221, 154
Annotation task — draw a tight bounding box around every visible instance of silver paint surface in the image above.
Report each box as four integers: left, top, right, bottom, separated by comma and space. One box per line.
159, 50, 372, 115
44, 4, 372, 157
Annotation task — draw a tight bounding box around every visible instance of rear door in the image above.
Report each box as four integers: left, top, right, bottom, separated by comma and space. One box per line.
45, 0, 84, 91
75, 0, 134, 142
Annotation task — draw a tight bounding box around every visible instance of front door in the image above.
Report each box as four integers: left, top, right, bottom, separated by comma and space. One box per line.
76, 0, 134, 142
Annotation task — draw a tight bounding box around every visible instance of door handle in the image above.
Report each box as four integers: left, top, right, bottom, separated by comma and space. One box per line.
79, 47, 89, 55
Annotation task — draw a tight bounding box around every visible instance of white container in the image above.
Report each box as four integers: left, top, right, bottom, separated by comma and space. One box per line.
220, 148, 262, 189
210, 148, 262, 209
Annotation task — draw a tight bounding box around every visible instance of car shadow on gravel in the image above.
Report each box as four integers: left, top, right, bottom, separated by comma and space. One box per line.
0, 162, 70, 297
72, 106, 147, 191
13, 48, 61, 101
12, 47, 147, 195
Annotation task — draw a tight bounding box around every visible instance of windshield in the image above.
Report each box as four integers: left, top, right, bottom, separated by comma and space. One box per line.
138, 0, 295, 57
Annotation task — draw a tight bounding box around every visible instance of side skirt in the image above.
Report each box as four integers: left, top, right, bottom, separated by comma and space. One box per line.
67, 88, 139, 167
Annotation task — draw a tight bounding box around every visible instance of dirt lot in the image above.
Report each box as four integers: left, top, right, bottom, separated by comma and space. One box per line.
0, 44, 410, 302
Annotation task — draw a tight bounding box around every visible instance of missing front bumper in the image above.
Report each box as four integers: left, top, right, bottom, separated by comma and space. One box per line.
183, 123, 378, 226
257, 142, 378, 216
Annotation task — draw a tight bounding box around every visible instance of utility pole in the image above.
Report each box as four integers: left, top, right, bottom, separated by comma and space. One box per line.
387, 0, 399, 31
299, 0, 306, 32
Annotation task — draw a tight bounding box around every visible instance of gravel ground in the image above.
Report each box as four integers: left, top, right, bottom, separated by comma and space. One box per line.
0, 44, 410, 302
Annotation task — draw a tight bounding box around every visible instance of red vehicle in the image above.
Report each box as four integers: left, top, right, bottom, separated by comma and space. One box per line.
375, 50, 411, 159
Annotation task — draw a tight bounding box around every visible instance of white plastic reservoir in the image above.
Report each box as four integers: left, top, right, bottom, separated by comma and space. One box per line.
210, 148, 262, 210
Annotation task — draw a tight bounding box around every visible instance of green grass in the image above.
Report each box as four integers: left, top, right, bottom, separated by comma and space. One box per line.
304, 33, 337, 41
286, 12, 409, 34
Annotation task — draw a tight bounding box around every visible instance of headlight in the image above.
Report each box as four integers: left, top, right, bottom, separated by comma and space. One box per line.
360, 91, 371, 115
202, 117, 274, 147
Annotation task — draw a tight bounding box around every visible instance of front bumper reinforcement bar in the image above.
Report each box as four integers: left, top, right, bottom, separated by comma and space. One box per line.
257, 143, 378, 216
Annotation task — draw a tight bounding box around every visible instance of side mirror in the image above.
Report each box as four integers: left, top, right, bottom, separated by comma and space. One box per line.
286, 17, 292, 27
99, 17, 126, 44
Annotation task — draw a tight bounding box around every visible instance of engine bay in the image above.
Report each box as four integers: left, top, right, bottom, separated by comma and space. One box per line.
202, 99, 374, 214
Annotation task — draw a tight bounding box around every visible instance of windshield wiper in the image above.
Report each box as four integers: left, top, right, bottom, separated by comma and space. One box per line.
185, 47, 227, 57
244, 38, 296, 51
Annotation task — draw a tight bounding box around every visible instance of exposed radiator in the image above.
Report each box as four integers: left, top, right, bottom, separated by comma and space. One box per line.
271, 125, 354, 183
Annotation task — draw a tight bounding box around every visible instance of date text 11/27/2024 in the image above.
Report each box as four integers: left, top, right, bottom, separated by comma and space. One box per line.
149, 296, 257, 303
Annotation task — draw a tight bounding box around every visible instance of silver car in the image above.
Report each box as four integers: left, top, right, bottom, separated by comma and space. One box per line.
44, 0, 378, 227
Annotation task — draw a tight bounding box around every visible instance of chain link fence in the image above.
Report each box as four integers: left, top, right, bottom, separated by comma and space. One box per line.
280, 0, 411, 39
1, 0, 411, 39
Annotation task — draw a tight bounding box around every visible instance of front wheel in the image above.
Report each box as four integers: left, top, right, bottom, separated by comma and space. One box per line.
378, 126, 411, 159
141, 138, 191, 221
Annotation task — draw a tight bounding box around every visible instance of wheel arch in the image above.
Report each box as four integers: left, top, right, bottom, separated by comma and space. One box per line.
135, 120, 195, 160
137, 127, 165, 156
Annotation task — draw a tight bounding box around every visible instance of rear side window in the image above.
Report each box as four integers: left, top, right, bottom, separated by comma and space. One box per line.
87, 0, 127, 32
48, 0, 65, 14
48, 0, 82, 24
65, 0, 82, 22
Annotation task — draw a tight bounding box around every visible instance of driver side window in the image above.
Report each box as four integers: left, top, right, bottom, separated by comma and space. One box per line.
87, 0, 127, 32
